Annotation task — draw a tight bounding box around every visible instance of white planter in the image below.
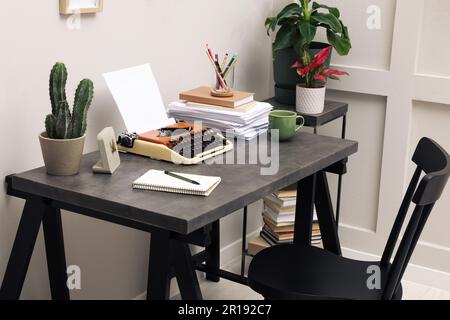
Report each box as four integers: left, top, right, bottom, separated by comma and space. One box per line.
296, 85, 326, 115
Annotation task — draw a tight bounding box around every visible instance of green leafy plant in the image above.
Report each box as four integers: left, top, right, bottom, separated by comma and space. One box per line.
45, 62, 94, 139
265, 0, 351, 63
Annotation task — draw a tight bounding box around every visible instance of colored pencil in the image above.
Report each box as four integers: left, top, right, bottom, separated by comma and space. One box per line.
222, 53, 238, 79
206, 51, 227, 89
206, 44, 214, 61
220, 53, 229, 71
214, 54, 223, 73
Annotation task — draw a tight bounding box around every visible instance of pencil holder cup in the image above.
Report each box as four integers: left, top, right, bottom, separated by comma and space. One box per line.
211, 66, 234, 98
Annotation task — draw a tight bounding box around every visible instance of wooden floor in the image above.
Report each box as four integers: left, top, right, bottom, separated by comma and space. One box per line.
173, 257, 450, 300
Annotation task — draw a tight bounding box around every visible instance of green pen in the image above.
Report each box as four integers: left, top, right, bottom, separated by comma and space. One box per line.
164, 171, 200, 185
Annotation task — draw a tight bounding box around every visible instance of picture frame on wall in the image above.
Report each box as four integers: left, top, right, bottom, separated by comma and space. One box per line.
59, 0, 104, 15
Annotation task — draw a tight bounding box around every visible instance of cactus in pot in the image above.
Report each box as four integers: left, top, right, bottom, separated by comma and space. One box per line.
45, 62, 94, 139
40, 62, 95, 176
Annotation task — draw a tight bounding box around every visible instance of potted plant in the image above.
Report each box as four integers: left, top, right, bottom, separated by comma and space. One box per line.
292, 46, 348, 114
39, 62, 94, 176
265, 0, 351, 105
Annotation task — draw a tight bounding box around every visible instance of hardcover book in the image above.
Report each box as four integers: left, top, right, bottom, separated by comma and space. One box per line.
180, 87, 254, 108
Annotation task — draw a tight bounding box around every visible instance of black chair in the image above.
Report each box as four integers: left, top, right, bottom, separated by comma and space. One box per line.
248, 137, 450, 300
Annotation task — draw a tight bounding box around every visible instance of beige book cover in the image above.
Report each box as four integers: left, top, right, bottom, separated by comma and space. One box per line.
248, 236, 271, 256
180, 86, 254, 108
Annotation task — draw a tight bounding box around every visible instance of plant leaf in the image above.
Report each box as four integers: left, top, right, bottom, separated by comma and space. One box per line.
299, 22, 317, 44
326, 29, 351, 56
291, 26, 306, 56
265, 17, 274, 28
314, 74, 327, 83
265, 17, 278, 35
342, 24, 350, 39
273, 24, 293, 52
276, 3, 302, 21
298, 66, 311, 76
312, 2, 340, 18
312, 12, 342, 34
293, 40, 305, 56
310, 46, 332, 69
291, 59, 303, 69
324, 68, 350, 76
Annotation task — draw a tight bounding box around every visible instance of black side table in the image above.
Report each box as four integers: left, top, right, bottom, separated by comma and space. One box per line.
239, 98, 349, 276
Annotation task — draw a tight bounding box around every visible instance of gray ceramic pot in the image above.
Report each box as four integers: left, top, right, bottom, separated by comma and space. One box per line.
39, 132, 86, 176
273, 42, 332, 105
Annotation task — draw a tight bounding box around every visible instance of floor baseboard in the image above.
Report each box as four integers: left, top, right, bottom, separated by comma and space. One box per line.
342, 247, 450, 292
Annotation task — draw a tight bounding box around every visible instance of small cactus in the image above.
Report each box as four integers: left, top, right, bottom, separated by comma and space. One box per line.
45, 63, 94, 139
70, 79, 94, 138
55, 101, 71, 139
49, 63, 67, 116
45, 114, 57, 138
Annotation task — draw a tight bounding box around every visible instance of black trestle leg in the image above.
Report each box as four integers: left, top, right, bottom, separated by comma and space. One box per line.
0, 197, 47, 300
205, 221, 220, 282
42, 205, 70, 300
315, 171, 342, 255
147, 229, 172, 300
294, 174, 316, 245
240, 207, 248, 277
172, 240, 203, 300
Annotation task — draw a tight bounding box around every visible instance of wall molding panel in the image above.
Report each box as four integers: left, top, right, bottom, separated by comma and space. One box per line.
321, 0, 450, 277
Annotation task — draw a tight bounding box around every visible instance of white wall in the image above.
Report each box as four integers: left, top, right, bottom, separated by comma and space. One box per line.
0, 0, 273, 299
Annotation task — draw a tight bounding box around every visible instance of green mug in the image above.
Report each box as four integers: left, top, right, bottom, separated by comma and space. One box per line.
269, 110, 305, 141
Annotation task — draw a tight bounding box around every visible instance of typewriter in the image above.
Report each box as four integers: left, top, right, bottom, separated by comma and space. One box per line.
117, 122, 233, 165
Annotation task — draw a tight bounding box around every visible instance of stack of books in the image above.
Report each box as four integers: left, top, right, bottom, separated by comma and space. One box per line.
168, 87, 273, 140
248, 186, 323, 256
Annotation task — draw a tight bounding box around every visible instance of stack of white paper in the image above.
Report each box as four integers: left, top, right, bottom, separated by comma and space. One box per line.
168, 101, 273, 140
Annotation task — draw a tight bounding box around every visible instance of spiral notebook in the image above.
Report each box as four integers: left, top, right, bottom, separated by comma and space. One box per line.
132, 169, 221, 197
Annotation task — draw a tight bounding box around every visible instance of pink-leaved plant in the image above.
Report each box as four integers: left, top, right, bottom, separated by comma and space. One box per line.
291, 46, 349, 88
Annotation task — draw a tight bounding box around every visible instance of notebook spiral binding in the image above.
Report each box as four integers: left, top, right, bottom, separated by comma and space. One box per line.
132, 183, 205, 196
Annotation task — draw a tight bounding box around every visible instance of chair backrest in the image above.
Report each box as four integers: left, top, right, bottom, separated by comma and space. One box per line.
380, 138, 450, 300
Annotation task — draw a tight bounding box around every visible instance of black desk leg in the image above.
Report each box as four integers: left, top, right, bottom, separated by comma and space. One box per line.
294, 174, 317, 245
172, 240, 203, 300
42, 206, 70, 300
315, 171, 342, 255
335, 114, 347, 228
240, 207, 248, 276
0, 197, 46, 300
205, 220, 220, 282
147, 229, 172, 300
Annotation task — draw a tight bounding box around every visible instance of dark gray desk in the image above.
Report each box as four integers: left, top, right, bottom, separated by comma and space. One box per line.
1, 132, 357, 300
